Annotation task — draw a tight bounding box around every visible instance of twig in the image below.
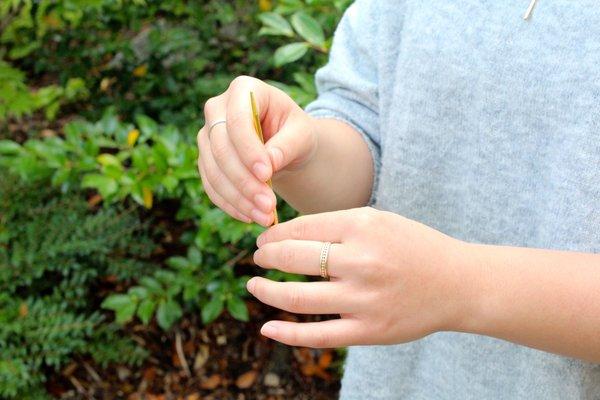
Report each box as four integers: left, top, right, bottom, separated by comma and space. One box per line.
175, 330, 192, 378
82, 361, 102, 384
68, 376, 86, 395
223, 249, 249, 269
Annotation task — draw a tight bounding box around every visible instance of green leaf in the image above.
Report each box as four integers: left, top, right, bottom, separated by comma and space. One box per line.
201, 296, 224, 325
161, 175, 179, 192
81, 174, 118, 199
187, 246, 202, 266
128, 286, 149, 300
166, 256, 189, 269
0, 140, 22, 155
274, 42, 309, 67
226, 295, 249, 321
101, 294, 131, 310
96, 153, 122, 170
101, 294, 137, 324
258, 12, 294, 37
137, 299, 157, 325
140, 276, 163, 294
134, 114, 158, 141
115, 302, 137, 324
291, 12, 325, 47
156, 299, 183, 330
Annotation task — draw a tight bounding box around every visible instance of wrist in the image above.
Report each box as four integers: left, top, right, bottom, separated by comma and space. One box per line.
441, 240, 491, 335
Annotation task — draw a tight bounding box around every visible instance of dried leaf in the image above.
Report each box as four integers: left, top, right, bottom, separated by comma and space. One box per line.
193, 345, 210, 371
133, 64, 148, 77
318, 350, 332, 368
142, 187, 153, 209
142, 367, 156, 383
127, 129, 140, 147
200, 374, 221, 390
41, 129, 56, 138
235, 370, 258, 389
263, 372, 280, 387
88, 193, 103, 207
18, 303, 28, 317
300, 363, 316, 377
258, 0, 272, 11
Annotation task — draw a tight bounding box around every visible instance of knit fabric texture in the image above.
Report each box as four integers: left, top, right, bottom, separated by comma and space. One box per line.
305, 1, 600, 399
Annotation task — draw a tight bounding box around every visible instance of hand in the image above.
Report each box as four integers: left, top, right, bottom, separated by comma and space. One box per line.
248, 207, 470, 348
197, 76, 318, 226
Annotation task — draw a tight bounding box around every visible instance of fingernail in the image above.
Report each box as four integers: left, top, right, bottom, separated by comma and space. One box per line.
253, 162, 270, 182
268, 147, 284, 171
256, 233, 265, 247
246, 277, 257, 293
251, 209, 272, 226
254, 193, 273, 213
261, 322, 279, 337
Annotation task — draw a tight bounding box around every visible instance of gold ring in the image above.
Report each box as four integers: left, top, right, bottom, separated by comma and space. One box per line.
207, 119, 226, 138
320, 241, 331, 280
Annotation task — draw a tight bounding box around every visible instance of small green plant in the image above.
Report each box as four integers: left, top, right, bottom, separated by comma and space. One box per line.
0, 175, 152, 397
0, 111, 290, 331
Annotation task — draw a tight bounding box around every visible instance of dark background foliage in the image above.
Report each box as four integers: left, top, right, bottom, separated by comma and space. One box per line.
0, 0, 349, 398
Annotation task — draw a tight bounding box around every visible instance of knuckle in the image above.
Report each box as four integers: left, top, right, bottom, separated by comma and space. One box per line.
355, 208, 376, 228
229, 75, 254, 91
203, 97, 218, 117
279, 244, 297, 269
312, 329, 332, 348
290, 219, 307, 240
233, 190, 249, 210
287, 286, 306, 311
238, 176, 255, 196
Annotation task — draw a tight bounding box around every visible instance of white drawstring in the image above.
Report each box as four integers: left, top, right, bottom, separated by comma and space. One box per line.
523, 0, 538, 20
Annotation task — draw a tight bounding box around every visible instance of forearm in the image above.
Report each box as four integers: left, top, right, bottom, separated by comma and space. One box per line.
457, 243, 600, 362
272, 117, 373, 214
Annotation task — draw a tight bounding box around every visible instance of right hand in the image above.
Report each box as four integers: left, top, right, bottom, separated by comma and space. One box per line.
197, 76, 317, 226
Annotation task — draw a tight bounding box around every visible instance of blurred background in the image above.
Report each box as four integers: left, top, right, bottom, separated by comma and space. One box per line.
0, 0, 350, 398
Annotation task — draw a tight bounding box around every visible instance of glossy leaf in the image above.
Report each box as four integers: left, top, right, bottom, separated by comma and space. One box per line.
274, 42, 309, 67
291, 12, 325, 47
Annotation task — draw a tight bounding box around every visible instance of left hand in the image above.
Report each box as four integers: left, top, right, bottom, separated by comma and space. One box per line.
248, 207, 471, 348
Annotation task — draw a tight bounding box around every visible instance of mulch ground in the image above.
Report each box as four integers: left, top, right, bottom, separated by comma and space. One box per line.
46, 299, 342, 400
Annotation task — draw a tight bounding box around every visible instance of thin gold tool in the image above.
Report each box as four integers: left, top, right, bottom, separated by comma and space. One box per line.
250, 91, 278, 225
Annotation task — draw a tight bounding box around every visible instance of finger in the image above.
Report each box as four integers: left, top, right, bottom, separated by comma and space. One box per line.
264, 112, 316, 173
224, 76, 274, 182
197, 148, 251, 223
260, 319, 365, 348
198, 127, 273, 226
254, 240, 352, 278
246, 277, 357, 314
256, 210, 355, 246
208, 120, 276, 214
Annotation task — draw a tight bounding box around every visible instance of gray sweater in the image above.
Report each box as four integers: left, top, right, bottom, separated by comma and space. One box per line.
305, 1, 600, 399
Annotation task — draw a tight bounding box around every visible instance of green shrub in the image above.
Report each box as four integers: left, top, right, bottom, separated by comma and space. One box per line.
0, 175, 151, 396
0, 1, 348, 396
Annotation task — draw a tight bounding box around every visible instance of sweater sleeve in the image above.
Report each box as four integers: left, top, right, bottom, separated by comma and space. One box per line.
304, 0, 381, 206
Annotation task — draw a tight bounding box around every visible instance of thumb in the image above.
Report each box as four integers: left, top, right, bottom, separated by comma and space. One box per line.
264, 113, 317, 174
